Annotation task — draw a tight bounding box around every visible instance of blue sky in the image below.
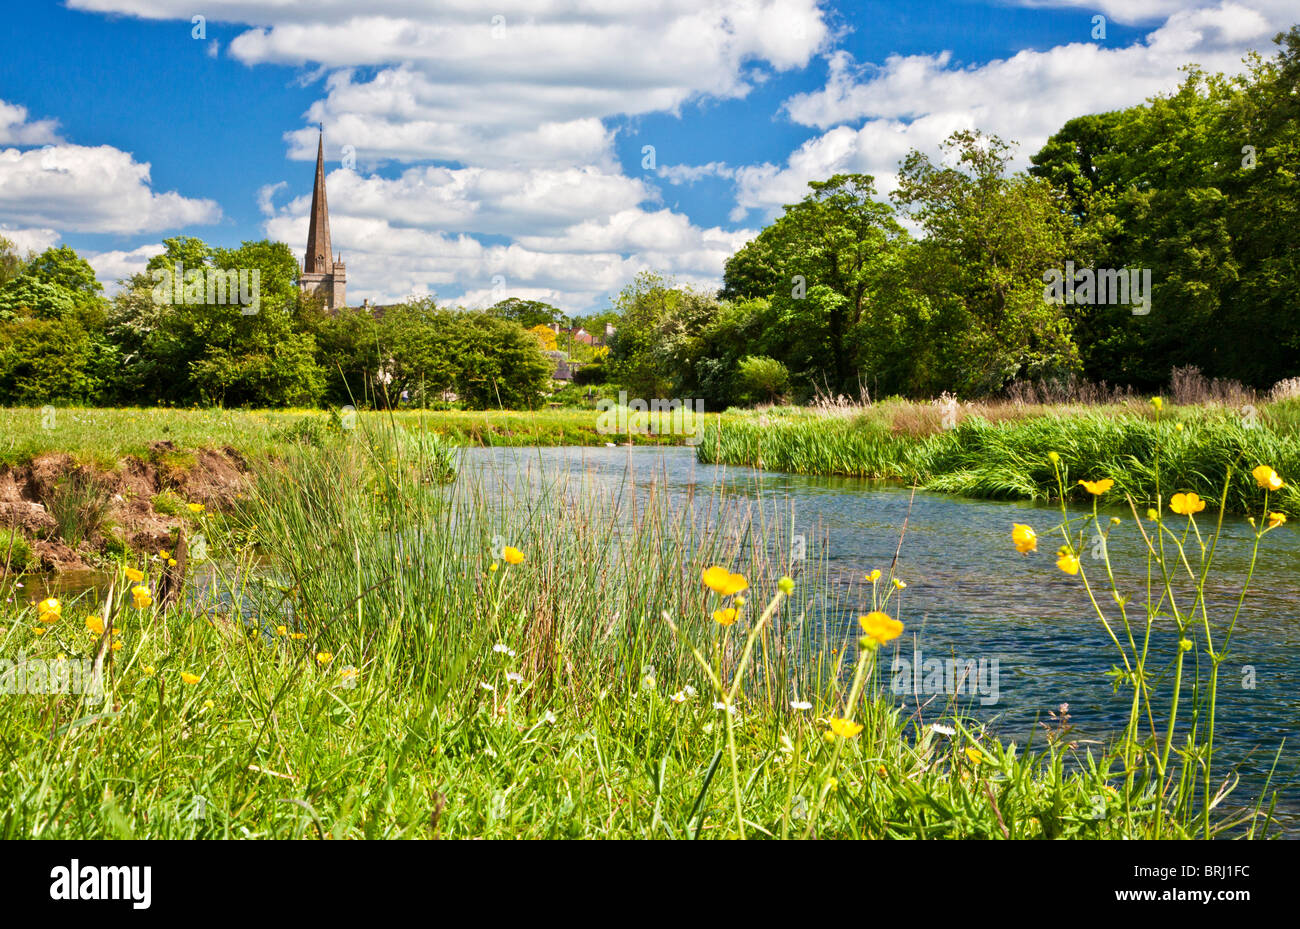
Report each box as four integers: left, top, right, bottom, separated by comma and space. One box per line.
0, 0, 1290, 314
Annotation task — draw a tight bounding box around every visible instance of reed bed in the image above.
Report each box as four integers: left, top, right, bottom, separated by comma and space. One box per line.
698, 401, 1300, 516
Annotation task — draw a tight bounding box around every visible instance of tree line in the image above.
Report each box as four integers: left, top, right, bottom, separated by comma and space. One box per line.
0, 238, 554, 409
604, 26, 1300, 406
3, 27, 1296, 410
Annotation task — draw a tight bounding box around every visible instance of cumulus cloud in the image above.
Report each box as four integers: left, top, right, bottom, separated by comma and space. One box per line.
0, 225, 61, 255
733, 0, 1293, 219
0, 142, 221, 234
268, 163, 652, 237
62, 0, 831, 310
0, 101, 62, 146
74, 0, 831, 170
84, 243, 164, 293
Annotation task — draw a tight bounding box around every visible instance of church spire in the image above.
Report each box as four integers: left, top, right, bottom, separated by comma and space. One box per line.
304, 127, 332, 274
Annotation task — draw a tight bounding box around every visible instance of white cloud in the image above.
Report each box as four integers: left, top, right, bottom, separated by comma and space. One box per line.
0, 101, 62, 146
0, 226, 61, 255
736, 0, 1293, 219
1012, 0, 1294, 27
658, 162, 736, 185
270, 164, 651, 237
0, 142, 221, 234
265, 191, 749, 310
84, 243, 163, 292
73, 0, 831, 170
63, 1, 831, 310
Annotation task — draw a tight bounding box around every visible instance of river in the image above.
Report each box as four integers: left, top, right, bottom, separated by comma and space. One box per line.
11, 444, 1298, 832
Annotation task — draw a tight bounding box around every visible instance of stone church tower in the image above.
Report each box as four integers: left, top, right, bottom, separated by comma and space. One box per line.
299, 130, 346, 311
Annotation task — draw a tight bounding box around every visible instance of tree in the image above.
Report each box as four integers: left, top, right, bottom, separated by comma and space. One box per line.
893, 131, 1078, 395
722, 174, 906, 394
1028, 28, 1300, 389
736, 355, 789, 404
20, 245, 103, 301
487, 298, 570, 330
527, 324, 559, 352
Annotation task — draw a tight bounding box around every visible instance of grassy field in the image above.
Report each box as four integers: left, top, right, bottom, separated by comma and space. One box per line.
697, 397, 1300, 516
0, 418, 1286, 838
0, 405, 712, 469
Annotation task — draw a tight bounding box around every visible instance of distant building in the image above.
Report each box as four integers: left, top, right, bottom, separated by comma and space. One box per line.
552, 324, 613, 347
299, 129, 347, 312
544, 350, 576, 382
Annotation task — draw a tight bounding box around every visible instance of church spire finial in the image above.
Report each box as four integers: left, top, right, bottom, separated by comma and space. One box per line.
304, 127, 332, 275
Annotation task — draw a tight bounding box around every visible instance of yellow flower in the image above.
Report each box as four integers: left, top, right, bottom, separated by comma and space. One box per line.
1169, 492, 1206, 515
33, 626, 47, 636
143, 665, 155, 676
1150, 396, 1163, 412
1056, 551, 1080, 575
712, 607, 739, 626
892, 578, 907, 590
37, 598, 62, 623
130, 585, 153, 609
291, 632, 306, 640
777, 576, 795, 596
502, 546, 524, 565
276, 625, 288, 637
125, 567, 144, 583
1078, 478, 1114, 496
858, 611, 903, 646
1048, 451, 1060, 464
316, 652, 333, 665
965, 746, 986, 765
1146, 508, 1159, 521
1175, 423, 1184, 432
828, 717, 863, 739
180, 672, 201, 685
867, 569, 882, 582
489, 562, 499, 573
187, 502, 205, 514
1011, 523, 1037, 554
1252, 465, 1284, 491
876, 764, 888, 777
1267, 512, 1286, 529
203, 699, 214, 711
168, 558, 177, 567
701, 565, 748, 596
111, 639, 123, 651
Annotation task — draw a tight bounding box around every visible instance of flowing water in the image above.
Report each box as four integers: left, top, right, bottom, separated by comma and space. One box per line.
9, 444, 1298, 833
464, 445, 1300, 832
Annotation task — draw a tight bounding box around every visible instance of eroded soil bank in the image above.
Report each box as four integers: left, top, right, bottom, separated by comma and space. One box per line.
0, 441, 249, 571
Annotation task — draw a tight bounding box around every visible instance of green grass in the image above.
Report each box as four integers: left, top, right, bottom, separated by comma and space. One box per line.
697, 402, 1300, 516
0, 406, 717, 470
0, 417, 1283, 838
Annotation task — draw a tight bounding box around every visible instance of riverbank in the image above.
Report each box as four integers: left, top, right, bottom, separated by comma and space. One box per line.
0, 406, 705, 570
697, 398, 1300, 516
0, 406, 705, 470
5, 398, 1299, 571
4, 429, 1279, 839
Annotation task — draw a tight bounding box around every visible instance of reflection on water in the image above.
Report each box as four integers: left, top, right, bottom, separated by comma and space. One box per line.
7, 445, 1297, 832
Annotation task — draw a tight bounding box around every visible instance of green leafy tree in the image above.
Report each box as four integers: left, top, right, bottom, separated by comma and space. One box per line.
723, 174, 906, 394
1029, 28, 1300, 389
894, 131, 1078, 395
735, 355, 789, 405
